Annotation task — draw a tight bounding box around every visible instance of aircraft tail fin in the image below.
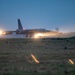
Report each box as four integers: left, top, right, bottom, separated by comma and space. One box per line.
18, 19, 23, 30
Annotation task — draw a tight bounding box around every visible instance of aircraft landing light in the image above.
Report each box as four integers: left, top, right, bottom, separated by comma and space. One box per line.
3, 32, 6, 35
34, 33, 43, 38
0, 30, 3, 35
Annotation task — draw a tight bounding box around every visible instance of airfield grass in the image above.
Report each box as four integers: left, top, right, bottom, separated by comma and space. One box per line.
0, 37, 75, 75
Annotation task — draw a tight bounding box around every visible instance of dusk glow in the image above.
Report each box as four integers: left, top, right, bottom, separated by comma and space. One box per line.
0, 0, 75, 32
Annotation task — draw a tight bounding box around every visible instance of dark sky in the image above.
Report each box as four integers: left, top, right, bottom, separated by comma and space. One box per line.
0, 0, 75, 32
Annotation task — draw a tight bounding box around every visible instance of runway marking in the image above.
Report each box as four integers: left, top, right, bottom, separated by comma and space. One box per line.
25, 56, 32, 64
69, 59, 74, 65
31, 54, 40, 64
